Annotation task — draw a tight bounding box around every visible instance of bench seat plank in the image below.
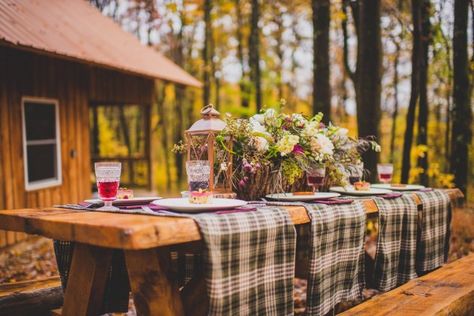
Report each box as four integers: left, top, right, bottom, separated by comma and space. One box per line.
0, 277, 62, 316
340, 253, 474, 316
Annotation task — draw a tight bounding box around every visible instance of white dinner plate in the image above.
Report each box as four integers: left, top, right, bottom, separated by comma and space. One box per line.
265, 192, 341, 201
372, 184, 425, 191
84, 197, 162, 206
151, 198, 247, 213
330, 186, 392, 196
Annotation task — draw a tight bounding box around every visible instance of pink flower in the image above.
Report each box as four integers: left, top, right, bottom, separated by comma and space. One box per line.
292, 144, 305, 155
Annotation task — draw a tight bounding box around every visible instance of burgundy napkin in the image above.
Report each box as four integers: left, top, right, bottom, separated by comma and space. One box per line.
121, 204, 165, 210
381, 193, 403, 199
215, 206, 257, 215
419, 188, 433, 192
313, 198, 354, 205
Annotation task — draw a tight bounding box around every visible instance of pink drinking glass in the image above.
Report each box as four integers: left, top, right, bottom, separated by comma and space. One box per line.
95, 162, 121, 210
377, 163, 393, 184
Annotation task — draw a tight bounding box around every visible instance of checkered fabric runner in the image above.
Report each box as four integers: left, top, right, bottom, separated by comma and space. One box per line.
191, 207, 296, 316
415, 190, 452, 274
373, 195, 418, 291
303, 202, 366, 316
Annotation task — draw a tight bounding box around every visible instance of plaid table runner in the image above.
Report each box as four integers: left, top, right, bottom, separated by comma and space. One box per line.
415, 190, 452, 274
54, 205, 296, 315
303, 202, 366, 316
373, 195, 418, 291
191, 207, 296, 316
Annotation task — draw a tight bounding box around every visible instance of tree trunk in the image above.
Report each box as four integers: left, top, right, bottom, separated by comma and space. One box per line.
202, 0, 212, 107
156, 84, 172, 191
249, 0, 262, 112
312, 0, 331, 120
401, 0, 422, 183
118, 106, 134, 184
390, 42, 400, 164
416, 0, 431, 186
450, 0, 472, 194
341, 0, 356, 85
273, 4, 285, 102
234, 0, 250, 108
356, 0, 382, 181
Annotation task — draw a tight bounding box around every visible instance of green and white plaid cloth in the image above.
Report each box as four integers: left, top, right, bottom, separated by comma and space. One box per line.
303, 202, 366, 316
373, 195, 418, 291
415, 190, 452, 274
192, 207, 296, 316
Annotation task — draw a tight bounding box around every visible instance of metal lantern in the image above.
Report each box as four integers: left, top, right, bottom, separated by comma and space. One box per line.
185, 105, 233, 193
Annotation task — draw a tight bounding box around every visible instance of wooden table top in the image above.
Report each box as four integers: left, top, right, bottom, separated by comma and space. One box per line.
0, 189, 463, 250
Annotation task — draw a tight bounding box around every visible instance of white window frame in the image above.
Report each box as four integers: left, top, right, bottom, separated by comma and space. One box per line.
21, 97, 62, 191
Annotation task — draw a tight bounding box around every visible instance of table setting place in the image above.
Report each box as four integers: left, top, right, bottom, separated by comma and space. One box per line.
53, 109, 453, 316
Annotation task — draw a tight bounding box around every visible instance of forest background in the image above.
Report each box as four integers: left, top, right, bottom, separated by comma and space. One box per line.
89, 0, 474, 201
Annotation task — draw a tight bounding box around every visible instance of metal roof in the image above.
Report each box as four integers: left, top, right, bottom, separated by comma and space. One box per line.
0, 0, 202, 87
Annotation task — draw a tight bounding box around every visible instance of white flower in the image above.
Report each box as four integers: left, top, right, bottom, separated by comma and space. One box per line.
249, 119, 267, 133
251, 114, 265, 124
276, 134, 299, 156
252, 136, 269, 152
302, 121, 319, 137
291, 113, 307, 127
310, 134, 334, 156
264, 108, 276, 120
335, 127, 349, 137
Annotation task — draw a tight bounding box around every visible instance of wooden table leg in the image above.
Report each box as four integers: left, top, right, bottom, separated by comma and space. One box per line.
62, 243, 113, 316
125, 248, 184, 316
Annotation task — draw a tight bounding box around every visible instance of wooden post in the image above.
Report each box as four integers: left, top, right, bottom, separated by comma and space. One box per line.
62, 243, 113, 316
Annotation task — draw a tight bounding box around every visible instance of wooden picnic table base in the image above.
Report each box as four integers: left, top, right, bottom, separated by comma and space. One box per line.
61, 244, 187, 316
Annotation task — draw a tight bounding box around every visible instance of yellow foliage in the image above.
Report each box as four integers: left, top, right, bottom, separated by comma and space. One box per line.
413, 145, 428, 158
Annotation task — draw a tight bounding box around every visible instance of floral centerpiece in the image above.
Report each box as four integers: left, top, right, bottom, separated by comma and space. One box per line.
214, 107, 380, 200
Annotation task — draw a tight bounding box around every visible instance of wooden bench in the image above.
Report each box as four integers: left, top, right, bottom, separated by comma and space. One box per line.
0, 276, 63, 316
341, 253, 474, 316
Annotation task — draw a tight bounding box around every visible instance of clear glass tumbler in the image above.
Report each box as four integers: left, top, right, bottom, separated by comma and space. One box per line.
185, 160, 211, 192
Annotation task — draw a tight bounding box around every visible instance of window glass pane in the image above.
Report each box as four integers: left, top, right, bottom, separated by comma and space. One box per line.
90, 105, 147, 157
24, 102, 56, 140
26, 144, 57, 182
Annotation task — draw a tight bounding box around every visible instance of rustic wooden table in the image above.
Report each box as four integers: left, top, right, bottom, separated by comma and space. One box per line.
0, 189, 463, 316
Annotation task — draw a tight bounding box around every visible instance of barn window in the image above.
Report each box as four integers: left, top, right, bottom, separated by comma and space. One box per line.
22, 97, 62, 191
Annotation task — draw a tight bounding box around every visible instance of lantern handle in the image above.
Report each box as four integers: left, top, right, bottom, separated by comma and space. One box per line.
201, 104, 220, 119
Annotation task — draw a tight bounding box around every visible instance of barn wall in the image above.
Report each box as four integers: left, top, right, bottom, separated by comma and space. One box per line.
0, 46, 154, 247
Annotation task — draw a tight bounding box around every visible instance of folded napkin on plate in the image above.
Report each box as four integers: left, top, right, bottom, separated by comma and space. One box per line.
419, 188, 433, 192
312, 198, 354, 205
302, 202, 366, 315
414, 190, 451, 275
381, 192, 403, 199
373, 195, 418, 291
192, 207, 296, 315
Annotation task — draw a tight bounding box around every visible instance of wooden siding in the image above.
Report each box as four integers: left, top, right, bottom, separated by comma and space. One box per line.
0, 46, 154, 247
